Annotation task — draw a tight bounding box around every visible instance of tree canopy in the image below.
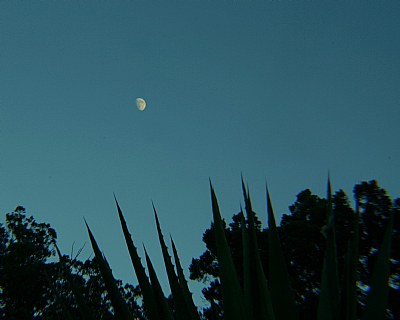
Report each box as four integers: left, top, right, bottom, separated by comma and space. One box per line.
1, 180, 398, 319
0, 206, 142, 319
189, 180, 399, 320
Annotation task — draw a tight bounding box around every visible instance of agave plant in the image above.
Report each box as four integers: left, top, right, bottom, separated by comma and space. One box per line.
64, 177, 394, 320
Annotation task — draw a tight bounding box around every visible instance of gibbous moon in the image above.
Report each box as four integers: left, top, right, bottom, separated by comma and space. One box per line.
136, 98, 146, 111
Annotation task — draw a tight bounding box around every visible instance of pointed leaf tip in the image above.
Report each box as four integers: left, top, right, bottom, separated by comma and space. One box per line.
152, 201, 158, 215
241, 176, 246, 193
209, 178, 215, 193
113, 194, 121, 208
83, 217, 90, 230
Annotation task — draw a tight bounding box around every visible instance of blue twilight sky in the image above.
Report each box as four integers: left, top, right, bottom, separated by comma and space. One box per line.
1, 0, 399, 305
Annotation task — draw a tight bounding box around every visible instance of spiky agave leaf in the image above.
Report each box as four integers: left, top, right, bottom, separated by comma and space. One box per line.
266, 186, 299, 320
340, 199, 359, 320
55, 244, 96, 320
170, 236, 201, 320
143, 246, 174, 320
362, 212, 394, 320
85, 220, 132, 320
241, 178, 275, 320
240, 209, 252, 319
210, 181, 247, 320
153, 205, 195, 320
114, 195, 161, 320
317, 177, 340, 320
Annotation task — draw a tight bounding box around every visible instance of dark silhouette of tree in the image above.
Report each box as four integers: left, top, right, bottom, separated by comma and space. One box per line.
354, 181, 400, 320
1, 180, 398, 319
0, 206, 143, 319
190, 181, 399, 320
0, 206, 57, 319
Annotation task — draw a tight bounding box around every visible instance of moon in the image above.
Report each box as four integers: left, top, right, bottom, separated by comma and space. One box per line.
136, 98, 146, 111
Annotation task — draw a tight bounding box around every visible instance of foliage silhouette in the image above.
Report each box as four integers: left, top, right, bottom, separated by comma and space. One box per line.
0, 207, 142, 319
1, 179, 397, 319
190, 180, 399, 319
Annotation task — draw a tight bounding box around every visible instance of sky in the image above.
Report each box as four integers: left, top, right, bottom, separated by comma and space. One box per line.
1, 0, 399, 307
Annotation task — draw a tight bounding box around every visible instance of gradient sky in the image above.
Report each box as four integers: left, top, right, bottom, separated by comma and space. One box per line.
1, 0, 399, 306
